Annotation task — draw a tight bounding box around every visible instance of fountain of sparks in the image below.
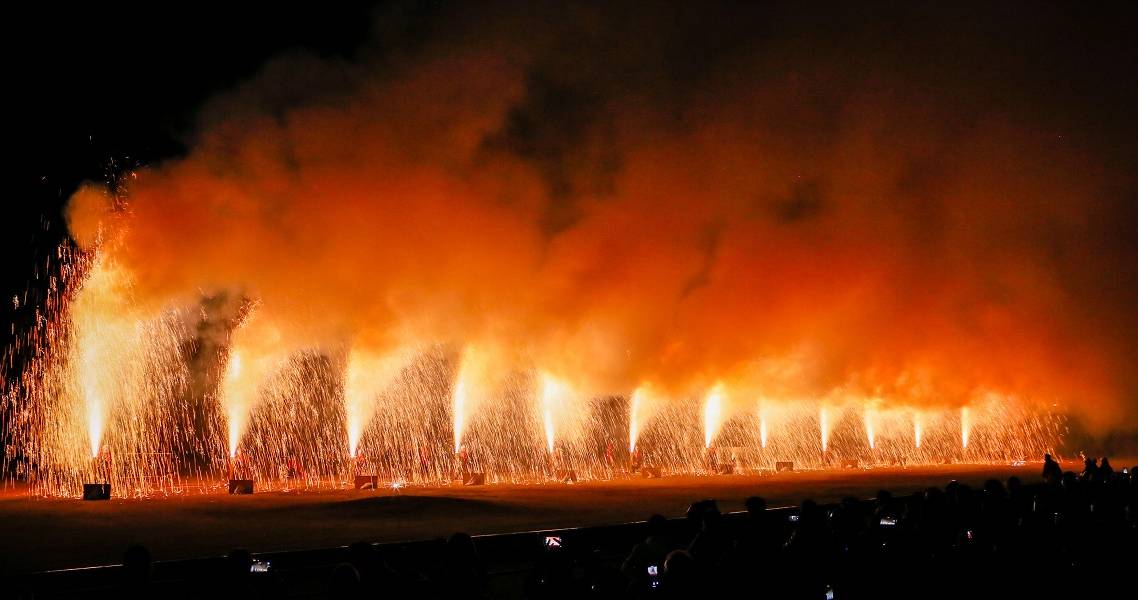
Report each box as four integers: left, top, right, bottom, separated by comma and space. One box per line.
961, 406, 971, 450
628, 385, 647, 453
540, 372, 574, 454
864, 407, 877, 450
703, 384, 725, 449
345, 348, 409, 458
1, 245, 1071, 496
758, 408, 768, 449
820, 406, 831, 453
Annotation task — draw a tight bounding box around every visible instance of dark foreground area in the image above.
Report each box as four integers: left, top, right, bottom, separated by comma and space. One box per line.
2, 459, 1135, 598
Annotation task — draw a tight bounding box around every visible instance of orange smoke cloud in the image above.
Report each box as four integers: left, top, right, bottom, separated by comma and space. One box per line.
66, 3, 1138, 432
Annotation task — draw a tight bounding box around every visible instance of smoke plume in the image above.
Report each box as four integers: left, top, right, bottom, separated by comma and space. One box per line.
66, 2, 1138, 432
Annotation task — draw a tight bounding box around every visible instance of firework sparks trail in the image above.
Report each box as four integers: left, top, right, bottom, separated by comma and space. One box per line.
0, 250, 1070, 496
820, 407, 830, 453
345, 348, 409, 457
962, 406, 971, 450
864, 406, 876, 450
703, 384, 725, 448
629, 386, 645, 452
758, 408, 768, 449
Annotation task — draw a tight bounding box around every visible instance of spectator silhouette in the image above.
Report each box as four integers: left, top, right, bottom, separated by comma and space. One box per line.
220, 549, 253, 600
120, 544, 151, 598
328, 563, 361, 599
347, 541, 398, 591
1098, 457, 1114, 480
661, 549, 697, 598
622, 514, 674, 587
1041, 453, 1062, 484
1080, 457, 1099, 481
686, 501, 734, 594
440, 532, 486, 598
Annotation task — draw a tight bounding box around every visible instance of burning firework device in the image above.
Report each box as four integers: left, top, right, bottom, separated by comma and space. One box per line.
82, 483, 111, 501
353, 475, 378, 490
228, 479, 254, 494
647, 565, 660, 588
879, 516, 898, 527
543, 536, 562, 550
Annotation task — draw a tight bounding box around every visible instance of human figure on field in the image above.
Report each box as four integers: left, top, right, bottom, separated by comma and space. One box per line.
1042, 454, 1063, 484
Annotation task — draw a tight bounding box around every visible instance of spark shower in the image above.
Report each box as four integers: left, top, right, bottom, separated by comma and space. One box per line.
1, 244, 1063, 497
5, 3, 1135, 497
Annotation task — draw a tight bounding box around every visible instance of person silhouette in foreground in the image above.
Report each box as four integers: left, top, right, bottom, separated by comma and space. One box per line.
622, 514, 674, 589
328, 563, 361, 599
220, 549, 253, 600
1097, 456, 1114, 480
1080, 456, 1099, 481
1042, 453, 1063, 484
661, 549, 697, 598
440, 532, 487, 598
121, 545, 151, 599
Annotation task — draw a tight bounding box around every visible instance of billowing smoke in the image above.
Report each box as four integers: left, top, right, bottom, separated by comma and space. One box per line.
65, 2, 1137, 434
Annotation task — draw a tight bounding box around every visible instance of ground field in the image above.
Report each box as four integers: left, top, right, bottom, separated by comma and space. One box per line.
0, 460, 1089, 574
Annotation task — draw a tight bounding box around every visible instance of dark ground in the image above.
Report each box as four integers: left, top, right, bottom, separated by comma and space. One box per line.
0, 460, 1094, 574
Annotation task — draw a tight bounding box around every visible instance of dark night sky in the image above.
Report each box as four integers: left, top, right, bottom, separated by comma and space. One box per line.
5, 2, 383, 339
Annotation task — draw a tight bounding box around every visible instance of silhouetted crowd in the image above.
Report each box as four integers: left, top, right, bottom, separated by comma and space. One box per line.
614, 456, 1137, 600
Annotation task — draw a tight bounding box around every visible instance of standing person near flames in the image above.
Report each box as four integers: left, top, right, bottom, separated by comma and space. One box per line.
1080, 456, 1099, 481
1042, 453, 1063, 484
